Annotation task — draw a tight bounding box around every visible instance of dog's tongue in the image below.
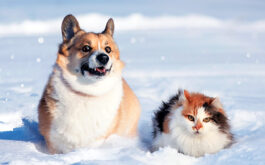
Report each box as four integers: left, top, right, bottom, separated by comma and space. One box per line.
96, 67, 106, 73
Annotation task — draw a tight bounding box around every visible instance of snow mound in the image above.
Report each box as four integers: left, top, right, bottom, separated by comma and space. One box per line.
1, 13, 265, 36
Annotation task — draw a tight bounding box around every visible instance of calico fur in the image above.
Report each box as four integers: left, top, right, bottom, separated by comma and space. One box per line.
152, 89, 233, 157
152, 89, 183, 138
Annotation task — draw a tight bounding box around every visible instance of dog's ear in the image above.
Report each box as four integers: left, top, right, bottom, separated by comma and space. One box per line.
103, 18, 114, 37
61, 14, 81, 42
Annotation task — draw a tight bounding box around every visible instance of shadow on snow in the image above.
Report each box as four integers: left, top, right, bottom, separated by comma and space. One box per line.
0, 118, 47, 153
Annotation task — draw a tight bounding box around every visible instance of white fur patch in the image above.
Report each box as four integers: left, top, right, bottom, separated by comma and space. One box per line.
98, 40, 101, 50
88, 52, 99, 69
49, 67, 123, 153
88, 51, 112, 70
57, 55, 115, 96
153, 108, 231, 157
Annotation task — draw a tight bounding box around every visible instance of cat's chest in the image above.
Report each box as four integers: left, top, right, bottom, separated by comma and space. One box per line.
170, 127, 229, 157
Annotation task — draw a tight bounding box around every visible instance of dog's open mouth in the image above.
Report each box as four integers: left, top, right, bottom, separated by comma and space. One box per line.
81, 63, 111, 76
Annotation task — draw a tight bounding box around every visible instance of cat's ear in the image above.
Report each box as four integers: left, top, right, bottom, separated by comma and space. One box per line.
184, 89, 191, 102
210, 97, 225, 114
62, 14, 81, 42
211, 97, 222, 109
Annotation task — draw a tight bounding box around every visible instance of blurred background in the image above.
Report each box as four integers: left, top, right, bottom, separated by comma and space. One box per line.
1, 0, 265, 21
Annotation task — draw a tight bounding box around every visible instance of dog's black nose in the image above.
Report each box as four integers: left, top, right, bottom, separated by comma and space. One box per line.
96, 54, 109, 65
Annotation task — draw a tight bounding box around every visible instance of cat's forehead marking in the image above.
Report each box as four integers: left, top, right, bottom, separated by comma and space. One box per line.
182, 104, 210, 118
197, 107, 208, 119
182, 92, 214, 116
182, 102, 201, 116
182, 104, 197, 116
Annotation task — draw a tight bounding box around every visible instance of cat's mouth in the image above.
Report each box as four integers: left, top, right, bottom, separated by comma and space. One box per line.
194, 131, 200, 135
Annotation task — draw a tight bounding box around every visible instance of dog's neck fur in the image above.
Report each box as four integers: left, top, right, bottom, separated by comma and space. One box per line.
48, 65, 123, 153
54, 64, 122, 97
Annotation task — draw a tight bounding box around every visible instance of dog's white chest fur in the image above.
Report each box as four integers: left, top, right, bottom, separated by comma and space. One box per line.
49, 69, 123, 153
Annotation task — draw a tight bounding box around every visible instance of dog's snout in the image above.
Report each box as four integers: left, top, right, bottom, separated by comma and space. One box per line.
96, 53, 109, 65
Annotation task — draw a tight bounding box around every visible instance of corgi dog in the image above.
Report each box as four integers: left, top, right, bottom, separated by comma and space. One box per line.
38, 14, 141, 154
152, 89, 233, 157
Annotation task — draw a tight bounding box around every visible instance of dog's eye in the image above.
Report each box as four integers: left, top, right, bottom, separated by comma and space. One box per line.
82, 45, 91, 52
105, 46, 111, 53
203, 117, 211, 123
187, 115, 195, 122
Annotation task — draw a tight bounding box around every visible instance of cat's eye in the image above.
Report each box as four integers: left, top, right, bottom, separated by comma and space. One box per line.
105, 46, 111, 53
82, 45, 91, 52
187, 115, 194, 121
203, 117, 211, 122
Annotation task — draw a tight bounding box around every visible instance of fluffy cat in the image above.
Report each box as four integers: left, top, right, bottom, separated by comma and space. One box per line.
152, 89, 233, 157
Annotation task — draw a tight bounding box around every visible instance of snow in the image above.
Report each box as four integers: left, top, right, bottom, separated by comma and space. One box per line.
1, 0, 265, 164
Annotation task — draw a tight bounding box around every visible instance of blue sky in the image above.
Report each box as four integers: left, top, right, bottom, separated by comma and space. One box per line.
0, 0, 265, 23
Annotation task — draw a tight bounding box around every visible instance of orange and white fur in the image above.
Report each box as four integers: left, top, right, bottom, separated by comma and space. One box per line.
152, 90, 233, 157
38, 15, 141, 154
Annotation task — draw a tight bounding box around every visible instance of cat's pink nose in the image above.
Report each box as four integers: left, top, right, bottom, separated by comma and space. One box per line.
193, 121, 203, 130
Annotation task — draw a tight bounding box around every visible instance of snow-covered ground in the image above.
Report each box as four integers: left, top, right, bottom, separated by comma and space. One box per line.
0, 0, 265, 164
